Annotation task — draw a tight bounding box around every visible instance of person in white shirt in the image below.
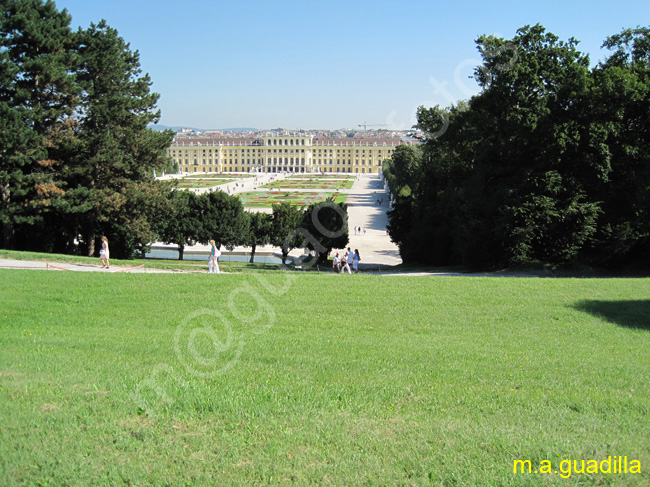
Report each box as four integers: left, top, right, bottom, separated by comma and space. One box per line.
341, 248, 352, 274
209, 240, 221, 274
332, 252, 341, 273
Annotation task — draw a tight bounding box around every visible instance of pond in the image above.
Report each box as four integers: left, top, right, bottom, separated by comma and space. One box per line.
145, 249, 283, 265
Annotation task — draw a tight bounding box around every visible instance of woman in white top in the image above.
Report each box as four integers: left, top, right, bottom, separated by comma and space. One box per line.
209, 240, 221, 274
100, 236, 110, 269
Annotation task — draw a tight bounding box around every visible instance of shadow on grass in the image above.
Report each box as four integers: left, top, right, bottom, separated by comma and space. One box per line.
574, 300, 650, 331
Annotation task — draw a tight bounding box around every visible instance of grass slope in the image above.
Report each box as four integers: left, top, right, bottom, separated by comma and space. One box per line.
1, 272, 649, 486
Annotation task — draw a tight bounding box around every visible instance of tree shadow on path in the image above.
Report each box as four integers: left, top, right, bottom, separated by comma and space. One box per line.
573, 300, 650, 331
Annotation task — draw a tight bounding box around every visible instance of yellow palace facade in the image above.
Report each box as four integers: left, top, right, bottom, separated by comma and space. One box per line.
167, 133, 408, 174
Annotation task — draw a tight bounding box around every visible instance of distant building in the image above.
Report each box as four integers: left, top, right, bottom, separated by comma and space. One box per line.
167, 132, 411, 174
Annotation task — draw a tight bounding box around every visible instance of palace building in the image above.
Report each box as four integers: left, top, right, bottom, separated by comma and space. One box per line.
167, 133, 410, 174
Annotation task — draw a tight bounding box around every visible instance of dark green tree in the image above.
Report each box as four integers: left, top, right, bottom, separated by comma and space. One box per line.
382, 145, 421, 198
586, 27, 650, 265
197, 190, 249, 250
61, 20, 173, 257
301, 199, 349, 264
243, 211, 272, 263
0, 0, 78, 249
467, 25, 603, 266
270, 202, 304, 265
156, 189, 201, 260
387, 24, 617, 269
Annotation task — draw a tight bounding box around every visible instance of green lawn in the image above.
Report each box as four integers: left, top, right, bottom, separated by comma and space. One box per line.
288, 175, 354, 180
0, 249, 280, 273
261, 179, 354, 190
238, 191, 345, 207
175, 178, 235, 188
1, 271, 649, 486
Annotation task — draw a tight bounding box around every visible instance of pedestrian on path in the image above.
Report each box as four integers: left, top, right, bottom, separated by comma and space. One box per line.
332, 252, 341, 273
342, 249, 352, 274
352, 249, 360, 273
209, 240, 221, 274
99, 236, 110, 269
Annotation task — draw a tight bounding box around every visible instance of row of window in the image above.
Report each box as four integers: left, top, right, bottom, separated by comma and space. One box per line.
179, 160, 378, 168
176, 157, 380, 165
182, 166, 380, 174
171, 148, 393, 156
263, 138, 308, 146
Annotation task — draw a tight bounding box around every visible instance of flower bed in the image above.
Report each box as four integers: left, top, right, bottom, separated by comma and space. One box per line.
238, 191, 345, 207
260, 179, 352, 190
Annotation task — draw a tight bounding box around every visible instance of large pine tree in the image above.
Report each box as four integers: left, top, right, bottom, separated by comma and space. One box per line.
62, 20, 173, 257
0, 0, 78, 249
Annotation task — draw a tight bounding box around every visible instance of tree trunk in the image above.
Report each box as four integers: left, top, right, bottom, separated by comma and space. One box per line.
250, 243, 257, 263
2, 220, 15, 250
1, 184, 15, 250
87, 233, 96, 257
178, 244, 184, 260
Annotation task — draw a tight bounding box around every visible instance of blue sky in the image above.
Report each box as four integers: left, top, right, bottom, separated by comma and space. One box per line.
54, 0, 649, 130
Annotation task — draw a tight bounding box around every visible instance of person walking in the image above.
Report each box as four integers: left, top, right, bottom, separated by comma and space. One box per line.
99, 236, 110, 269
352, 249, 360, 273
332, 252, 341, 273
209, 240, 221, 274
342, 249, 352, 275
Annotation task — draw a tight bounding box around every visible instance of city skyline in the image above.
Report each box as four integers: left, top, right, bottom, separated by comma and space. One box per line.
55, 0, 650, 130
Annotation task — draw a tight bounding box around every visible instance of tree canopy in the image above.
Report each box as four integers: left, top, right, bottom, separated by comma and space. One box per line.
386, 24, 650, 270
0, 0, 173, 258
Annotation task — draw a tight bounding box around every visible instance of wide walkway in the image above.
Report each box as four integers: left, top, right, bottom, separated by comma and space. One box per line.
0, 258, 167, 273
158, 172, 402, 267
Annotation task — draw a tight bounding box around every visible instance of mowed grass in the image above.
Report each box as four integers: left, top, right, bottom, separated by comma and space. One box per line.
1, 271, 649, 486
238, 191, 345, 207
175, 178, 235, 188
261, 179, 354, 190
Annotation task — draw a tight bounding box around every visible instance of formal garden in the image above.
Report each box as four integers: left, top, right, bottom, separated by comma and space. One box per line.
260, 178, 354, 190
174, 177, 236, 188
237, 191, 346, 207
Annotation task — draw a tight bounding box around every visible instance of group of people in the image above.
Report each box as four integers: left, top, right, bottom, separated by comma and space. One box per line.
353, 226, 366, 236
96, 236, 361, 276
332, 247, 360, 274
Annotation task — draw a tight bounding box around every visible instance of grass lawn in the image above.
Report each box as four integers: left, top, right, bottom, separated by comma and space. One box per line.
261, 179, 354, 190
175, 178, 235, 188
1, 271, 649, 486
289, 175, 354, 180
183, 174, 251, 179
238, 191, 346, 207
0, 249, 280, 273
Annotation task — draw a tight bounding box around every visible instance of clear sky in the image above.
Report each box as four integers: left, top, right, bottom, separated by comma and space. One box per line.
53, 0, 649, 131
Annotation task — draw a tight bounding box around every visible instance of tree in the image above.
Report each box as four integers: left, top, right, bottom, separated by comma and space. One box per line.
301, 199, 349, 264
197, 190, 249, 250
270, 203, 304, 265
156, 189, 201, 260
0, 0, 78, 249
383, 145, 421, 197
60, 20, 173, 258
243, 211, 272, 263
467, 25, 603, 265
586, 27, 650, 265
107, 179, 172, 259
386, 24, 618, 269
